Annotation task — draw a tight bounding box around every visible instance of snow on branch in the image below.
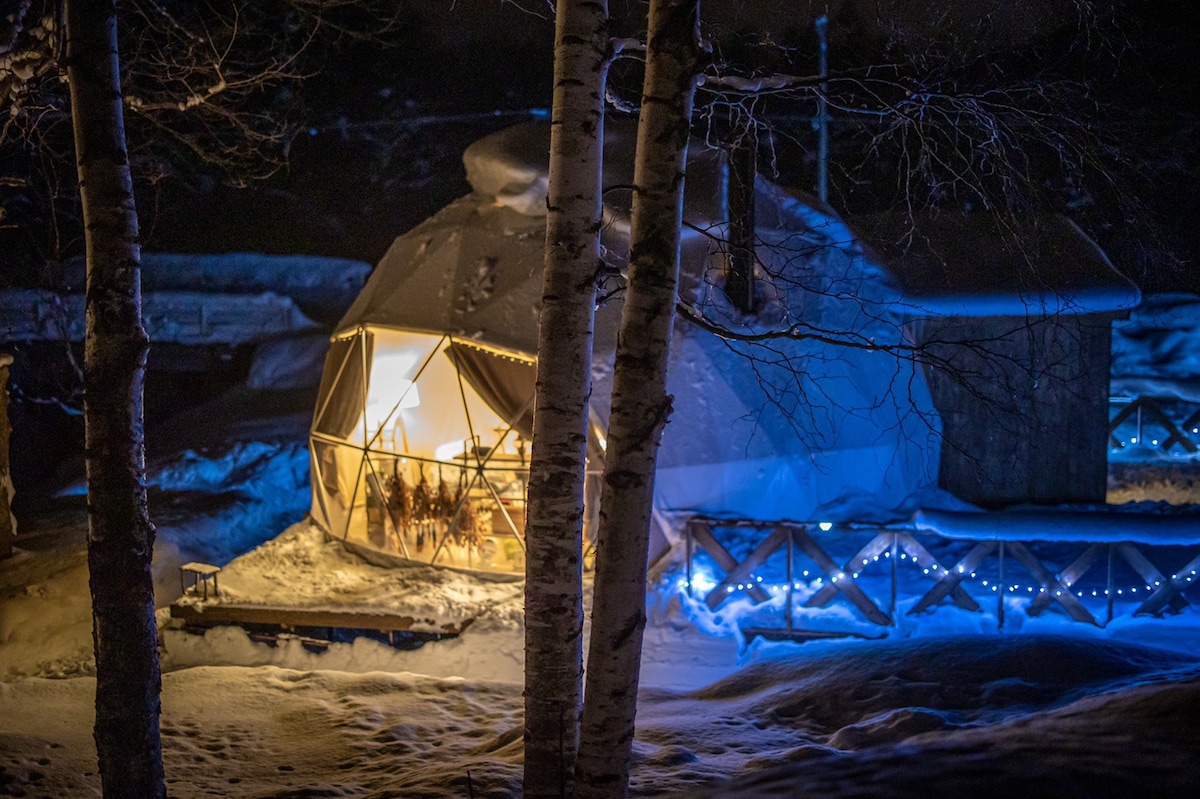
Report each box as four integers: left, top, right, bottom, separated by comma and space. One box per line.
675, 299, 905, 354
610, 36, 645, 56
697, 72, 821, 94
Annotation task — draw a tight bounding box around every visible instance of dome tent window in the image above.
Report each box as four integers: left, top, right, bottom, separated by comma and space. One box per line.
310, 327, 537, 575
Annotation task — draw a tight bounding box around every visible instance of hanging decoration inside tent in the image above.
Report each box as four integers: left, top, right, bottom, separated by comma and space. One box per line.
386, 467, 413, 533
457, 501, 484, 551
437, 479, 454, 527
412, 470, 434, 552
307, 315, 584, 574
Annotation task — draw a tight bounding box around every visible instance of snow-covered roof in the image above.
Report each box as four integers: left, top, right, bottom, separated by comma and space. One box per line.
852, 211, 1141, 317
1, 288, 319, 346
51, 253, 371, 325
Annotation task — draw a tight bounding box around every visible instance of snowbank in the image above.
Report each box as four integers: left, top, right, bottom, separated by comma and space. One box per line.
913, 507, 1200, 544
3, 637, 1198, 797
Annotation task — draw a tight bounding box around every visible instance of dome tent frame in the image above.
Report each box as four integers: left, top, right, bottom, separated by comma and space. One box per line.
310, 324, 563, 576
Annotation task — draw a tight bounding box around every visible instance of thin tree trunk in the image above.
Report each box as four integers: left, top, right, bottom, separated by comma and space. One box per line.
524, 1, 608, 796
66, 2, 164, 796
576, 2, 700, 797
725, 130, 757, 312
0, 354, 13, 560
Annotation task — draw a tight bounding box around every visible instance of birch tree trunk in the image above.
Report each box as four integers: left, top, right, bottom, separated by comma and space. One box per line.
524, 1, 608, 796
66, 2, 165, 796
575, 2, 700, 797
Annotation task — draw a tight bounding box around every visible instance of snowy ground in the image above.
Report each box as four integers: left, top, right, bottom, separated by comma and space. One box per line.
5, 294, 1200, 796
2, 633, 1198, 797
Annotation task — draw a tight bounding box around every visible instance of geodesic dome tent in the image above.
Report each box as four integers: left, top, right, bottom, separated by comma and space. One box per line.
309, 122, 945, 576
309, 197, 573, 576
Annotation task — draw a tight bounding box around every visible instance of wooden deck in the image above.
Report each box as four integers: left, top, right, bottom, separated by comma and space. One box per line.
169, 602, 473, 647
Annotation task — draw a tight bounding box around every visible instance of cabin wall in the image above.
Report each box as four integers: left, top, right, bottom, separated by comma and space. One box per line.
910, 313, 1114, 508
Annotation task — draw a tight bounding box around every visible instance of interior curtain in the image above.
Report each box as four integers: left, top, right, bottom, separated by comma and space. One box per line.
315, 331, 373, 440
445, 340, 537, 439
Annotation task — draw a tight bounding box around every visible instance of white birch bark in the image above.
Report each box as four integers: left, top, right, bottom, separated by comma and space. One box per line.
524, 1, 608, 796
575, 2, 700, 797
66, 1, 164, 796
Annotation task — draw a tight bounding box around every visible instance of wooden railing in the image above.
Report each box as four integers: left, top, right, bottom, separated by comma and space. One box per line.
684, 517, 1200, 642
1110, 396, 1200, 454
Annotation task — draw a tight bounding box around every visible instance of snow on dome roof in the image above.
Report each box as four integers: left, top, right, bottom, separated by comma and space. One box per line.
461, 121, 1137, 320
335, 196, 550, 353
462, 119, 725, 230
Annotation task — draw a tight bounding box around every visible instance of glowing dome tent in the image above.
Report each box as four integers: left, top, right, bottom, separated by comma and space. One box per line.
310, 198, 572, 575
310, 122, 946, 576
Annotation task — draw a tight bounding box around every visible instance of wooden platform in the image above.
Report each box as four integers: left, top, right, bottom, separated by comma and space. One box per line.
170, 602, 473, 636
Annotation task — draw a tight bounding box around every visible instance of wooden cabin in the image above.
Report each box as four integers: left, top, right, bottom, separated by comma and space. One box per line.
854, 212, 1141, 508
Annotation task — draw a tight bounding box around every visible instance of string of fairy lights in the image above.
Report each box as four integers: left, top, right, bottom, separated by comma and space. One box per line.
1111, 419, 1200, 450
682, 547, 1200, 604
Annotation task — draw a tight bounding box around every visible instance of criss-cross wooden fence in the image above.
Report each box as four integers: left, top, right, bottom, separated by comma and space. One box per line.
685, 514, 1200, 642
1110, 396, 1200, 453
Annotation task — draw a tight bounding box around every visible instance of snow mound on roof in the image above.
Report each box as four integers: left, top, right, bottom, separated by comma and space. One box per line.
462, 124, 550, 216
